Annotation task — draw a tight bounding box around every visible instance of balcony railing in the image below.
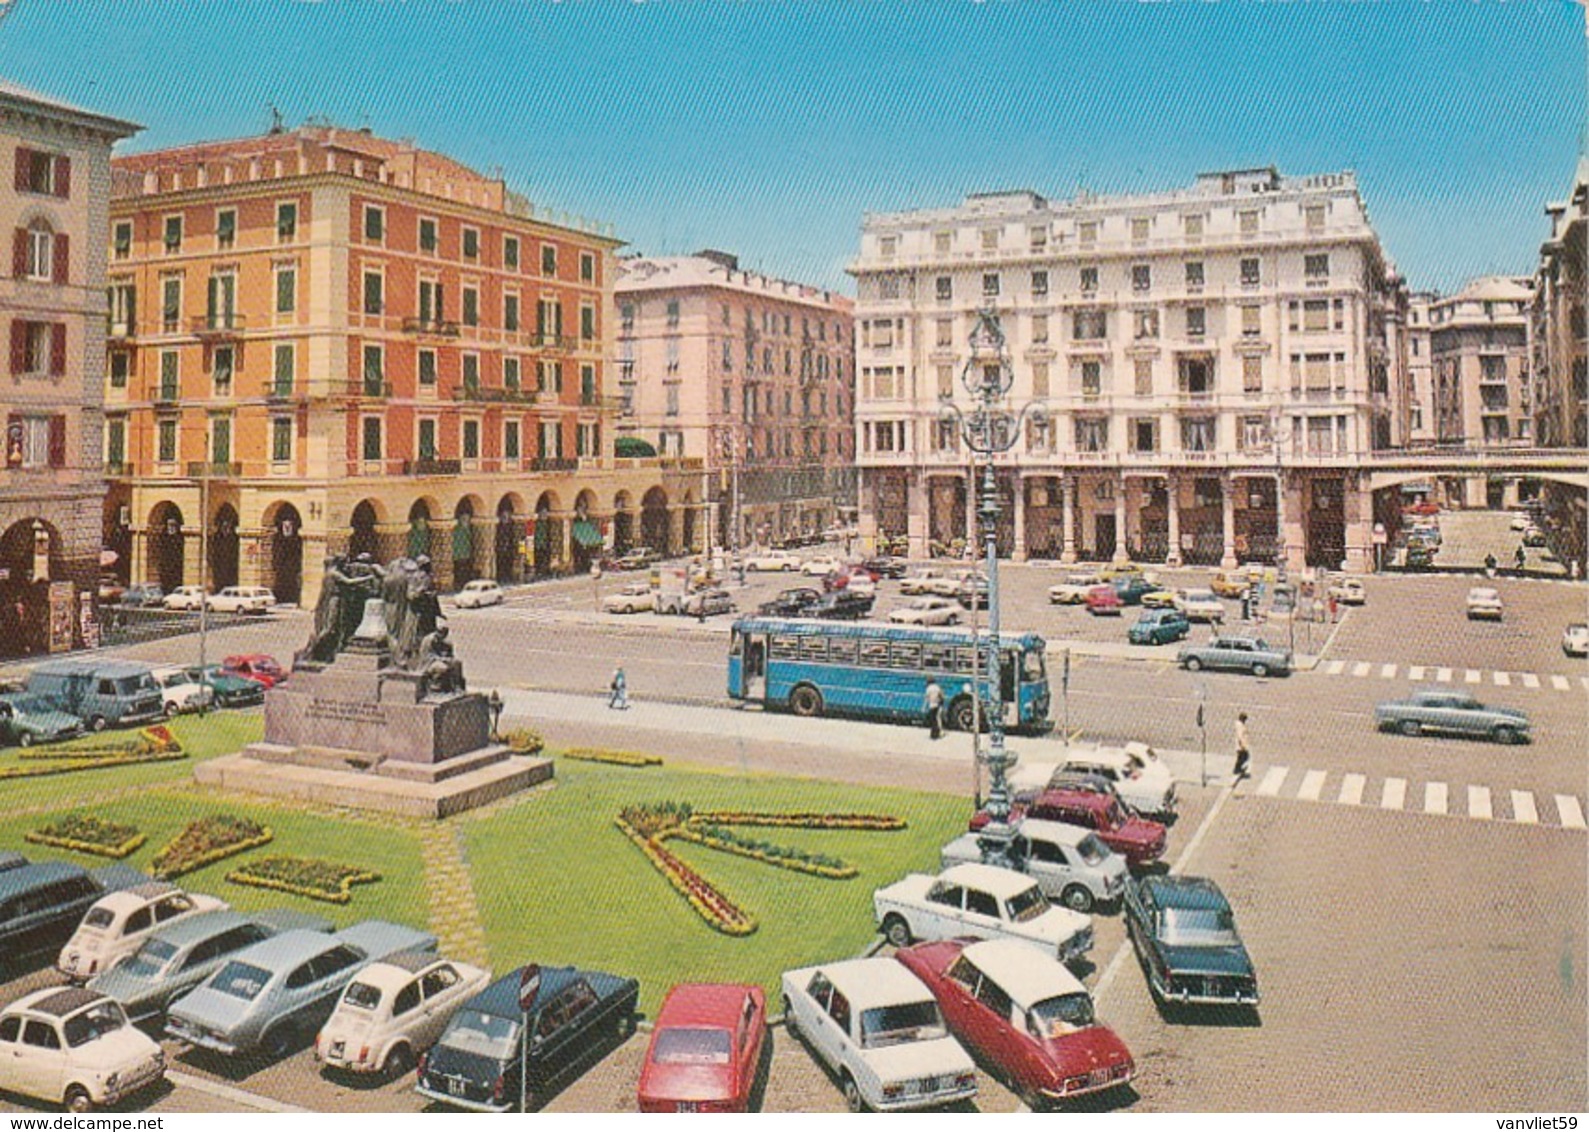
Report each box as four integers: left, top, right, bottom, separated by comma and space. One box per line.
191, 313, 247, 337
403, 458, 462, 476
530, 333, 575, 351
350, 380, 394, 398
453, 385, 539, 405
186, 461, 243, 478
402, 317, 461, 338
527, 457, 578, 472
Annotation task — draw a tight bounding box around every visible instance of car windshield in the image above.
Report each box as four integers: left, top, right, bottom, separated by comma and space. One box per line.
1161, 906, 1239, 947
121, 937, 179, 978
1075, 834, 1109, 866
341, 982, 382, 1010
1005, 884, 1052, 923
11, 696, 57, 714
650, 1026, 732, 1066
63, 1001, 127, 1048
859, 1001, 946, 1049
115, 676, 153, 695
444, 1010, 520, 1060
210, 961, 272, 1000
1027, 992, 1095, 1039
82, 908, 115, 930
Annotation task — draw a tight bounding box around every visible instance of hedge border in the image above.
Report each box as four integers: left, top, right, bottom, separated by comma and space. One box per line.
560, 747, 662, 768
25, 829, 146, 860
151, 823, 274, 880
0, 750, 186, 780
226, 858, 381, 905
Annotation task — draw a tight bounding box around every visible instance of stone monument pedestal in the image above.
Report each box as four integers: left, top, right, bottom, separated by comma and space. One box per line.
196, 645, 551, 819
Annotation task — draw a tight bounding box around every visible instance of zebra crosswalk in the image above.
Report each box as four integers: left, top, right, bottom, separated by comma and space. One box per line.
1244, 764, 1587, 830
1315, 658, 1587, 693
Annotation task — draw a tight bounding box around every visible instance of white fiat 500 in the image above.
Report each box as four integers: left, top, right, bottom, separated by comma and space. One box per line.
0, 987, 165, 1113
780, 958, 977, 1113
315, 951, 490, 1076
58, 883, 228, 983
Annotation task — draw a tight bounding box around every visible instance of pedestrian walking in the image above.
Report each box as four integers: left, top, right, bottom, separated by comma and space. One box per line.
1327, 594, 1339, 622
1484, 553, 1498, 579
1233, 712, 1251, 781
608, 665, 628, 710
1515, 545, 1527, 573
924, 678, 944, 740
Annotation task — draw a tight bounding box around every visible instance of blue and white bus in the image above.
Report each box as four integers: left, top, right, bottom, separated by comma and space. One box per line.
726, 618, 1052, 733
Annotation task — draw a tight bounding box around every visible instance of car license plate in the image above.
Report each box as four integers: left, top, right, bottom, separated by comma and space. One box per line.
676, 1102, 699, 1113
329, 1041, 344, 1058
448, 1078, 465, 1097
1089, 1069, 1110, 1087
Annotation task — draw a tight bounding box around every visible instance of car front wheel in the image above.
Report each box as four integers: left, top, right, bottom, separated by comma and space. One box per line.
842, 1074, 867, 1114
1060, 884, 1094, 913
1492, 725, 1520, 745
1251, 663, 1269, 678
64, 1086, 94, 1114
1183, 657, 1203, 672
882, 914, 912, 949
1399, 719, 1421, 737
16, 730, 32, 748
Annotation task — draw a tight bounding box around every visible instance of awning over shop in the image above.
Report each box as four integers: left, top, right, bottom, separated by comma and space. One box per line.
572, 519, 603, 548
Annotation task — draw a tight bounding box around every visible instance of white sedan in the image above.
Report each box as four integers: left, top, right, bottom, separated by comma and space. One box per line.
899, 569, 945, 596
889, 597, 962, 626
1175, 589, 1226, 622
453, 580, 504, 609
1466, 586, 1504, 620
162, 585, 208, 611
1048, 573, 1104, 604
602, 583, 657, 614
802, 555, 843, 577
1564, 623, 1588, 657
206, 586, 275, 614
151, 665, 215, 717
743, 549, 802, 572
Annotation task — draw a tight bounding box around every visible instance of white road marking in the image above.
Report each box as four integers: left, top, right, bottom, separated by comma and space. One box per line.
1557, 795, 1588, 830
1379, 663, 1397, 679
1468, 785, 1492, 820
1407, 666, 1425, 681
1552, 675, 1571, 691
1492, 671, 1511, 687
1256, 765, 1289, 797
1297, 769, 1327, 801
1338, 773, 1365, 805
1582, 678, 1589, 692
1511, 791, 1538, 825
1436, 667, 1453, 683
1465, 669, 1482, 684
1424, 781, 1448, 815
1381, 777, 1406, 810
1325, 660, 1346, 675
1520, 673, 1540, 689
1351, 662, 1371, 677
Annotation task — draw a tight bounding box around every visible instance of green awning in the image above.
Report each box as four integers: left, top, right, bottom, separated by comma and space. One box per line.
572, 519, 603, 549
408, 518, 430, 558
451, 518, 473, 559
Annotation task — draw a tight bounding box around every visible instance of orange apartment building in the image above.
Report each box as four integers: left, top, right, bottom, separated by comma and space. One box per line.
104, 124, 704, 607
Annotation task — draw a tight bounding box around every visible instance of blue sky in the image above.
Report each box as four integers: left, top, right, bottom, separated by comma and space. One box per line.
2, 0, 1583, 294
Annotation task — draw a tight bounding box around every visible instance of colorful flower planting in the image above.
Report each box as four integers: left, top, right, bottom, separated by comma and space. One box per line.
616, 802, 905, 935
226, 855, 381, 905
25, 815, 145, 859
4, 726, 185, 777
560, 747, 663, 768
501, 728, 545, 755
150, 814, 273, 879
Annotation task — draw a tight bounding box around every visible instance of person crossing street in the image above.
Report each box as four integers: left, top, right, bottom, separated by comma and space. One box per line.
1233, 711, 1252, 781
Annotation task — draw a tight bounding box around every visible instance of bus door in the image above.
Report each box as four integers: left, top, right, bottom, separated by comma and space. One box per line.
743, 632, 768, 702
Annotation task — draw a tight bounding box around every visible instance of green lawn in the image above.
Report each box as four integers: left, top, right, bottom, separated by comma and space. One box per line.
463, 757, 969, 1016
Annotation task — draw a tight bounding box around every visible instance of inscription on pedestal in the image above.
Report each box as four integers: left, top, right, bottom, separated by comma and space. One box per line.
306, 698, 388, 726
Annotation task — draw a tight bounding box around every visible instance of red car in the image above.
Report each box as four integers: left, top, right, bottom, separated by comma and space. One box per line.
895, 938, 1134, 1109
220, 653, 288, 688
1083, 585, 1123, 616
822, 567, 877, 593
637, 983, 766, 1113
974, 787, 1166, 867
1403, 500, 1440, 517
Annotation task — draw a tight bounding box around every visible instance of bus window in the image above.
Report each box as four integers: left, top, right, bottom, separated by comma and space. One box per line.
952, 648, 977, 675
921, 644, 950, 671
890, 643, 921, 669
798, 637, 828, 663
770, 636, 800, 661
1022, 649, 1045, 682
828, 637, 859, 665
860, 641, 889, 667
1001, 658, 1016, 703
729, 632, 743, 657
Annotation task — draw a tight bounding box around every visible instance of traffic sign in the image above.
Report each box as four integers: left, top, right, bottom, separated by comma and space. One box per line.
518, 963, 542, 1012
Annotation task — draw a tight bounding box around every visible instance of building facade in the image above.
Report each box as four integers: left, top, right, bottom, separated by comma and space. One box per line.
614, 251, 854, 548
0, 80, 138, 657
1404, 290, 1437, 444
849, 169, 1400, 573
105, 125, 704, 608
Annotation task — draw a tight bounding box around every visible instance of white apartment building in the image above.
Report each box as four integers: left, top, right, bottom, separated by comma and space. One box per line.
1405, 291, 1437, 444
849, 167, 1401, 573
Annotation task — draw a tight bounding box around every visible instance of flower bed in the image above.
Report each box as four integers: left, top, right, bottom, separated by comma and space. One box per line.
226, 855, 381, 905
0, 750, 185, 778
690, 811, 907, 831
150, 815, 273, 879
615, 816, 755, 936
561, 747, 662, 768
11, 725, 184, 767
675, 825, 856, 879
501, 728, 545, 756
26, 815, 145, 859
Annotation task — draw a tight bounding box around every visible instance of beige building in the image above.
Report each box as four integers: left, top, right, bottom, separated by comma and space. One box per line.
1404, 290, 1437, 444
849, 168, 1402, 573
0, 80, 138, 657
614, 251, 854, 548
1533, 157, 1587, 450
104, 125, 705, 608
1429, 276, 1534, 459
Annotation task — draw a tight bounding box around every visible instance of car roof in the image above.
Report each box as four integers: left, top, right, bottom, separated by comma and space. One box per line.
0, 860, 90, 900
229, 928, 356, 970
1013, 818, 1093, 847
351, 954, 441, 991
1140, 874, 1230, 910
1468, 587, 1499, 598
30, 660, 151, 677
92, 881, 179, 910
10, 986, 103, 1018
139, 908, 258, 948
812, 958, 932, 1010
466, 965, 594, 1019
1063, 750, 1132, 772
939, 861, 1039, 897
960, 939, 1084, 1007
655, 983, 759, 1030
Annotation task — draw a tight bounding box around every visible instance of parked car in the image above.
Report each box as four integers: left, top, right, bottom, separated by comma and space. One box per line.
1138, 588, 1180, 610
0, 694, 82, 748
58, 883, 228, 983
940, 819, 1129, 913
25, 661, 164, 731
861, 556, 909, 580
1404, 545, 1435, 570
1374, 690, 1531, 744
984, 787, 1168, 868
166, 921, 437, 1059
1083, 585, 1123, 616
1177, 636, 1292, 678
889, 597, 961, 626
185, 665, 265, 708
823, 569, 877, 597
920, 570, 984, 599
779, 958, 977, 1113
900, 568, 948, 596
1129, 609, 1190, 646
1047, 573, 1104, 605
1174, 589, 1226, 623
1208, 570, 1250, 599
895, 938, 1134, 1107
1404, 499, 1440, 517
206, 586, 275, 615
1509, 512, 1531, 531
1097, 563, 1148, 582
679, 588, 736, 618
602, 582, 657, 614
637, 983, 766, 1113
416, 963, 639, 1112
1112, 577, 1165, 606
1058, 743, 1178, 818
1327, 577, 1367, 605
874, 862, 1093, 964
0, 987, 166, 1113
162, 585, 208, 612
609, 547, 660, 571
802, 555, 843, 577
317, 951, 491, 1076
812, 591, 874, 621
96, 577, 125, 606
453, 580, 505, 609
0, 861, 147, 974
1522, 526, 1548, 548
120, 582, 165, 608
220, 654, 288, 689
1465, 586, 1504, 620
151, 665, 216, 717
954, 575, 989, 609
756, 587, 824, 618
1123, 875, 1259, 1008
87, 909, 333, 1026
1564, 623, 1589, 658
743, 550, 802, 572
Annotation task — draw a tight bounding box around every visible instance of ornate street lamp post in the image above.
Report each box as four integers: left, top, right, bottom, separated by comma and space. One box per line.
938, 308, 1048, 865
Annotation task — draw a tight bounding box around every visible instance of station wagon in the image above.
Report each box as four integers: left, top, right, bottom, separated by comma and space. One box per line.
0, 862, 147, 974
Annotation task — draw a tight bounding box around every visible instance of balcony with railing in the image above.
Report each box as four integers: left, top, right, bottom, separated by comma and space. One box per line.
402, 458, 462, 476
531, 333, 575, 351
453, 385, 538, 405
191, 313, 247, 339
402, 316, 461, 338
527, 457, 579, 472
186, 461, 243, 478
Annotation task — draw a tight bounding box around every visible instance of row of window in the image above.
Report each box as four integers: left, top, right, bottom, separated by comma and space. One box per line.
13, 146, 71, 199
115, 202, 300, 260
617, 300, 847, 345
360, 268, 598, 337
897, 412, 1356, 457
869, 255, 1334, 305
730, 383, 845, 419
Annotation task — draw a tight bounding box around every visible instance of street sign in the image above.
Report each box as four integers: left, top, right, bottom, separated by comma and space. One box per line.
518, 963, 542, 1012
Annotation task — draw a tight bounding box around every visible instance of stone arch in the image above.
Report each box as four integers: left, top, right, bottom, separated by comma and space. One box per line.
612, 490, 635, 554
532, 490, 562, 576
0, 518, 63, 658
261, 501, 304, 605
209, 502, 240, 591
349, 499, 383, 562
571, 489, 602, 572
495, 493, 526, 583
641, 486, 670, 555
147, 501, 186, 592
